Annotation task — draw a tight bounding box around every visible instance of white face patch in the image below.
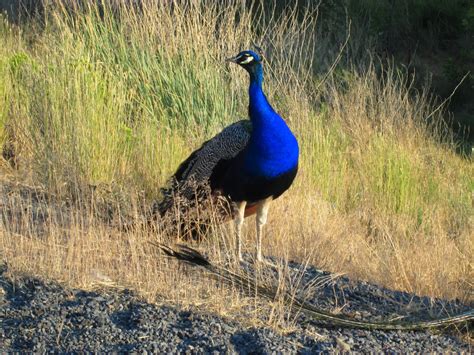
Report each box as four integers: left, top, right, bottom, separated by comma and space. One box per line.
239, 55, 254, 64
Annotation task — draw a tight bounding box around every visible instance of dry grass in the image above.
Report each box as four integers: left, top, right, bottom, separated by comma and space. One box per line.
0, 0, 472, 330
0, 174, 314, 330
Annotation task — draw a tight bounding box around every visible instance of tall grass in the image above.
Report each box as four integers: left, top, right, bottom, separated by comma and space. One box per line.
0, 0, 472, 321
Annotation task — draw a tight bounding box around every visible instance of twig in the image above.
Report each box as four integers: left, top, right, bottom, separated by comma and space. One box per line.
313, 19, 352, 94
425, 71, 471, 121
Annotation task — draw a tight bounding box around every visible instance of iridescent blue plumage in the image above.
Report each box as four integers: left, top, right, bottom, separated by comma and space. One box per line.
243, 53, 299, 179
158, 49, 298, 261
220, 50, 299, 203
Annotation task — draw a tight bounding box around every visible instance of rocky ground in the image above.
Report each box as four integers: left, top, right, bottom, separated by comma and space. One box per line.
1, 259, 472, 353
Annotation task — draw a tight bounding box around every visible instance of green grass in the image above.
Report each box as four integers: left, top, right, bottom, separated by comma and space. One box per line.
0, 0, 472, 301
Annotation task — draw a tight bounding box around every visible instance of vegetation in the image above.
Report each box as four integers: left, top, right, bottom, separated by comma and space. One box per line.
343, 0, 474, 143
0, 0, 472, 326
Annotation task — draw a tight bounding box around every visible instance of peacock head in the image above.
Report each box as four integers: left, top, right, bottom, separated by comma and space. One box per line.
226, 50, 263, 76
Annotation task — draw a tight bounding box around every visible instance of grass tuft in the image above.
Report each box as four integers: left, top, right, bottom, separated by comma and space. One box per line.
0, 0, 472, 327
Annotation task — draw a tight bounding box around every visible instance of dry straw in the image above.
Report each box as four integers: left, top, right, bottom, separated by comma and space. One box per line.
0, 0, 472, 329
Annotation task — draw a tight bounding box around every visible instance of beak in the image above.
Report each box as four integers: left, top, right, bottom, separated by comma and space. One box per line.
225, 55, 239, 63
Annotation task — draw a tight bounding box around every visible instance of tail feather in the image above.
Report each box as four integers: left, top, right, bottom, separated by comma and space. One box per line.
155, 243, 474, 331
155, 243, 210, 267
150, 187, 234, 241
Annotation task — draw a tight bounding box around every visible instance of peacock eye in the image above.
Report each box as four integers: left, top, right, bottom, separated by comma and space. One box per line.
239, 54, 254, 64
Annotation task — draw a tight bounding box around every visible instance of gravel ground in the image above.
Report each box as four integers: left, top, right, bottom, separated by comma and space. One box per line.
1, 261, 472, 353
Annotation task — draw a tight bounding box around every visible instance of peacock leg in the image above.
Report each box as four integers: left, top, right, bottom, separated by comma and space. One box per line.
234, 201, 247, 262
256, 197, 272, 262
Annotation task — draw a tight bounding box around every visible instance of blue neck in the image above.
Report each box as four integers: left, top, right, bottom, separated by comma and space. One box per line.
248, 64, 273, 127
243, 63, 299, 178
249, 64, 264, 87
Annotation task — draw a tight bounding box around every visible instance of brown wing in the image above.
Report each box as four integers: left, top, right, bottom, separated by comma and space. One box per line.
155, 120, 252, 228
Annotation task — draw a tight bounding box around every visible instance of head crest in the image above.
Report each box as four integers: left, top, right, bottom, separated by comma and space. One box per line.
251, 42, 265, 61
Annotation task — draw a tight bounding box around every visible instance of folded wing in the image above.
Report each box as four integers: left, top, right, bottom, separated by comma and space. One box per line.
156, 120, 252, 222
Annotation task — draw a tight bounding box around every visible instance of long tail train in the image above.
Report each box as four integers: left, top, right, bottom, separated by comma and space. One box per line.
154, 243, 473, 331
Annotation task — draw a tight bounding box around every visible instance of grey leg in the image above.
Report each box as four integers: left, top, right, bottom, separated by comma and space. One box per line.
234, 201, 247, 262
256, 198, 272, 262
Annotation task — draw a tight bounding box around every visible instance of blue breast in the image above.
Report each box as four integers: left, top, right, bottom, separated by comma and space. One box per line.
242, 81, 299, 179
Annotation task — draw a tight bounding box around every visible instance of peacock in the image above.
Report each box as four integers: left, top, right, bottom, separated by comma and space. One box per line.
157, 49, 299, 262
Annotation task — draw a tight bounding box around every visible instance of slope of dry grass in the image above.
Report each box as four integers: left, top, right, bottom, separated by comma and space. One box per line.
0, 1, 472, 327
